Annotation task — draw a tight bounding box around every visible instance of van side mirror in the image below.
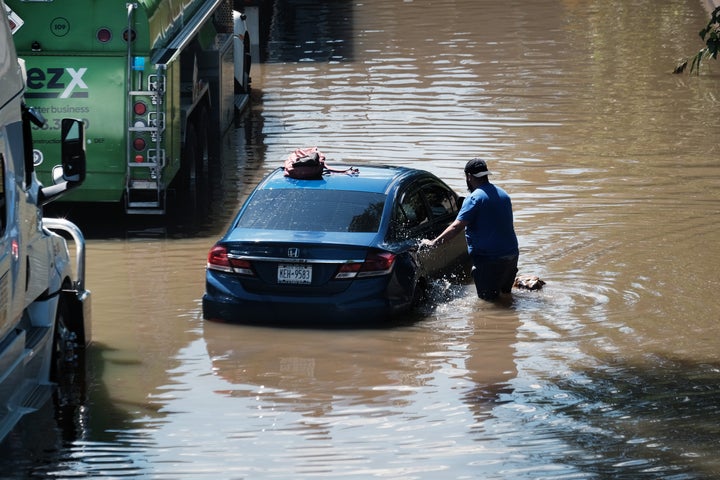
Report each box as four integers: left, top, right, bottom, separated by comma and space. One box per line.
60, 118, 85, 183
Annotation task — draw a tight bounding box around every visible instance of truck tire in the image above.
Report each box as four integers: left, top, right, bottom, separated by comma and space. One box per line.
195, 108, 210, 176
175, 123, 210, 219
51, 291, 83, 405
180, 126, 199, 193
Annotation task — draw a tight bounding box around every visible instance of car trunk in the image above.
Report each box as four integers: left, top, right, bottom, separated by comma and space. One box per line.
222, 240, 388, 295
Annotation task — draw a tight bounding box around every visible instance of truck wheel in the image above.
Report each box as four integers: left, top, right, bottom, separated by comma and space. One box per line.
181, 127, 199, 192
51, 291, 86, 409
194, 109, 210, 177
175, 125, 209, 219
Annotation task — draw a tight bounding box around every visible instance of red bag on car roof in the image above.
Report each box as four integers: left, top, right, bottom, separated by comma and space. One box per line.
284, 147, 326, 179
284, 147, 359, 179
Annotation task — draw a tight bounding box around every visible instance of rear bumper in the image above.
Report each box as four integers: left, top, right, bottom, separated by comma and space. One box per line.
202, 271, 410, 324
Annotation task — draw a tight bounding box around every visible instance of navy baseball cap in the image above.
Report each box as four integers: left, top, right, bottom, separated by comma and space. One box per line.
464, 158, 492, 177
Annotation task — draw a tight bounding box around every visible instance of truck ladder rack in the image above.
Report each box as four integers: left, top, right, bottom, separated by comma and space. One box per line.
126, 84, 166, 214
124, 3, 167, 215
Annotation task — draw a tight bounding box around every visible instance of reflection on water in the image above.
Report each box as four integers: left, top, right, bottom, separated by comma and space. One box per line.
3, 0, 720, 477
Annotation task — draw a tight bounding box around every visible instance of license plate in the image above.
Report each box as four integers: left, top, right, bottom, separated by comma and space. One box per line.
277, 264, 312, 284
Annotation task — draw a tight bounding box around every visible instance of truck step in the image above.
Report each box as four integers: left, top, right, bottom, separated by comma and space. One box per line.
126, 208, 166, 215
20, 383, 53, 411
25, 326, 50, 352
128, 163, 160, 170
127, 201, 161, 208
129, 180, 159, 189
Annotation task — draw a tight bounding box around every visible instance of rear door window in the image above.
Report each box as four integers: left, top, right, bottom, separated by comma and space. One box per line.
389, 189, 431, 241
397, 190, 429, 229
422, 183, 457, 219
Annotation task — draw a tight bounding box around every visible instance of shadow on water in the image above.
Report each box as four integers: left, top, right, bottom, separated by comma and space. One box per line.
264, 0, 355, 63
0, 355, 89, 461
0, 342, 149, 478
542, 355, 720, 479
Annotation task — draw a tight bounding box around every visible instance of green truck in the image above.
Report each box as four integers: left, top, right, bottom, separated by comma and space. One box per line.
6, 0, 251, 214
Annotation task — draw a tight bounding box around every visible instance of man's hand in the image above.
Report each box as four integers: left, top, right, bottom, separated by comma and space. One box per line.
420, 238, 436, 248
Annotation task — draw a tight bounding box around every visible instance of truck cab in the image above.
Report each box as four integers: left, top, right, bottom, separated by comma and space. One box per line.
0, 1, 91, 442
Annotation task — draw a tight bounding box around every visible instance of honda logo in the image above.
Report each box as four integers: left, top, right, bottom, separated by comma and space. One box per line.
287, 247, 299, 258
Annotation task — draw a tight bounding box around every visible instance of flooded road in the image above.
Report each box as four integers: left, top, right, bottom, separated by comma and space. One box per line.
3, 0, 720, 478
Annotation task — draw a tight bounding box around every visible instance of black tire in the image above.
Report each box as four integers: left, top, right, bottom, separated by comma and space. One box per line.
181, 126, 199, 192
194, 108, 210, 178
51, 290, 85, 408
173, 119, 213, 221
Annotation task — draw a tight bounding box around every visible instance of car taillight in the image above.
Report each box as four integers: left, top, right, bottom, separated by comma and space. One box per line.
207, 245, 232, 272
335, 252, 396, 279
207, 245, 254, 276
335, 262, 361, 279
229, 257, 254, 276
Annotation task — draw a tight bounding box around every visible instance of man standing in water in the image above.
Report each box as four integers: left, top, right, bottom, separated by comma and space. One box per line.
422, 158, 519, 301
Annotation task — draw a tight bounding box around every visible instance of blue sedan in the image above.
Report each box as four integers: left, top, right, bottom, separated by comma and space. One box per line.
202, 165, 470, 324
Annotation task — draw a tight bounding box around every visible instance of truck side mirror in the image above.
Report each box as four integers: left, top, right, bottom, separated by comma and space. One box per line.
60, 118, 86, 183
41, 118, 87, 205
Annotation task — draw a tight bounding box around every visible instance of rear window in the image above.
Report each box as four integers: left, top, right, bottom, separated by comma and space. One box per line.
236, 189, 387, 233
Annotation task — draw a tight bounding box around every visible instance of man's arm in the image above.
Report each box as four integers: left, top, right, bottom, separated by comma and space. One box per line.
421, 218, 468, 247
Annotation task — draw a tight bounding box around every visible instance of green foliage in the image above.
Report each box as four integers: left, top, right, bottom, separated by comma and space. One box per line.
674, 6, 720, 74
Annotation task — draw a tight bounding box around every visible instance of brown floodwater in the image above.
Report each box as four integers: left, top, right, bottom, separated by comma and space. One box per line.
2, 0, 720, 478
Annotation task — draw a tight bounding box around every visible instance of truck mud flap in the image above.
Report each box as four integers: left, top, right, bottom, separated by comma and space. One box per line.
62, 289, 92, 348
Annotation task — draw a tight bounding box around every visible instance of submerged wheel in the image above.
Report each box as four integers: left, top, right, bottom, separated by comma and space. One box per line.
173, 118, 212, 220
411, 278, 429, 308
194, 108, 210, 178
180, 126, 199, 192
51, 290, 85, 406
51, 292, 74, 377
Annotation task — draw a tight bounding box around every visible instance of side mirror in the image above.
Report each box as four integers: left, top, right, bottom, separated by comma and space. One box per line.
40, 118, 86, 205
60, 118, 86, 183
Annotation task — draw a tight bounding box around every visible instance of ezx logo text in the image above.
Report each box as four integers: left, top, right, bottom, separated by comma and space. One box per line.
25, 67, 88, 99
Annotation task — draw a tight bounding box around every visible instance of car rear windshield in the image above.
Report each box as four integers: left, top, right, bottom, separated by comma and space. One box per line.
236, 189, 387, 233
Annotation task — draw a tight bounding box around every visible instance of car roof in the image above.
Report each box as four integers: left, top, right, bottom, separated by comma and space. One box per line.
260, 165, 426, 194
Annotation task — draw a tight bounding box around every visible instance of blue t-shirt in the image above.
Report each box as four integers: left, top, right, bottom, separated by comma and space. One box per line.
456, 183, 519, 257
